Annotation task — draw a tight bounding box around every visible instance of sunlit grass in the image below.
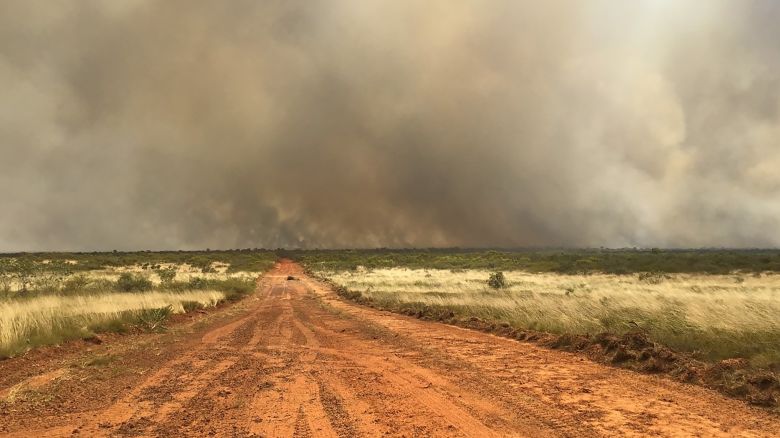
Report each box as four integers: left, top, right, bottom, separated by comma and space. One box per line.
0, 262, 257, 294
319, 268, 780, 366
0, 290, 226, 358
0, 255, 270, 358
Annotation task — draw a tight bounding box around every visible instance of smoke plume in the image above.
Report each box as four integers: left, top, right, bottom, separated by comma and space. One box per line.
1, 1, 779, 250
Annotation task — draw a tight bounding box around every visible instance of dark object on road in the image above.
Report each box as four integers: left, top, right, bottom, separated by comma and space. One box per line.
287, 276, 296, 281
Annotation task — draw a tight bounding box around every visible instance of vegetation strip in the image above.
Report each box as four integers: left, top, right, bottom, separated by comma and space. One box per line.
0, 251, 275, 358
291, 248, 780, 275
307, 266, 780, 411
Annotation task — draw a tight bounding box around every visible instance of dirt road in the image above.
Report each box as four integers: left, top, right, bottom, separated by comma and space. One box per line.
1, 261, 778, 437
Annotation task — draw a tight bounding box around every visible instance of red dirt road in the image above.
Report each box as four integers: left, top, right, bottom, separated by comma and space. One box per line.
1, 261, 778, 437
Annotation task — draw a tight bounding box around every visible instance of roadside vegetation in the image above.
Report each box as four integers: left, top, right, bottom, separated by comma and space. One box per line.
0, 251, 275, 358
318, 268, 780, 366
1, 290, 223, 358
299, 250, 780, 407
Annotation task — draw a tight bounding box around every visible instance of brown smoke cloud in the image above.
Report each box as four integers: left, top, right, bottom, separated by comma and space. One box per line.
1, 1, 779, 250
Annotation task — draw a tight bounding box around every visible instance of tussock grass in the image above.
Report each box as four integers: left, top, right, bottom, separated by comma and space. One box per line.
0, 253, 268, 358
0, 261, 258, 297
319, 268, 780, 367
0, 290, 226, 358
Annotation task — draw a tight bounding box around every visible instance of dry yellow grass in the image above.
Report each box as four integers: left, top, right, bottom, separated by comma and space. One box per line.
0, 264, 254, 357
1, 263, 255, 292
0, 290, 225, 357
0, 255, 269, 357
85, 267, 254, 286
319, 268, 780, 365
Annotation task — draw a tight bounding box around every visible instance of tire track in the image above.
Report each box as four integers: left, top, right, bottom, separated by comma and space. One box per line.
2, 261, 778, 437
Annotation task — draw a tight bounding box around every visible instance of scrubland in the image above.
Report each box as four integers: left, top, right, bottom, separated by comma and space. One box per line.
295, 248, 780, 274
319, 268, 780, 366
0, 251, 275, 358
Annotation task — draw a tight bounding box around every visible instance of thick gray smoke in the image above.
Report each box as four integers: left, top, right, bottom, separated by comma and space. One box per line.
1, 1, 779, 250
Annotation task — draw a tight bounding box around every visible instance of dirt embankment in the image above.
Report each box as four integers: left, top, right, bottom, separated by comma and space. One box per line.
0, 261, 778, 437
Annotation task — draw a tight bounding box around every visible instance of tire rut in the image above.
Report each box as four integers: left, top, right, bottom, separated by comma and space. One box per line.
2, 261, 778, 437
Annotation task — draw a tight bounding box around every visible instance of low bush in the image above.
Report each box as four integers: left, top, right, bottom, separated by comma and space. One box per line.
156, 267, 177, 284
136, 305, 173, 332
61, 275, 91, 293
181, 300, 205, 312
487, 272, 506, 289
115, 273, 153, 292
187, 277, 209, 289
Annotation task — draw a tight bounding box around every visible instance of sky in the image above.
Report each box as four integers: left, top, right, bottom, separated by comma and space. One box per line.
1, 1, 779, 250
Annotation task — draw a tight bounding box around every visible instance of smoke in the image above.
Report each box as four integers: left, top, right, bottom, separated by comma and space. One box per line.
1, 1, 779, 250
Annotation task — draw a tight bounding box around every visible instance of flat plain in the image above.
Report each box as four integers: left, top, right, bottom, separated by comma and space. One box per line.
0, 251, 778, 436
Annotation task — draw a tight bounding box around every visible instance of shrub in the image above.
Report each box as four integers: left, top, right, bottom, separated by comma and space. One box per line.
0, 264, 13, 293
487, 272, 506, 289
638, 272, 668, 284
155, 267, 177, 284
61, 275, 91, 293
135, 305, 173, 332
115, 273, 153, 292
188, 277, 209, 289
181, 301, 205, 312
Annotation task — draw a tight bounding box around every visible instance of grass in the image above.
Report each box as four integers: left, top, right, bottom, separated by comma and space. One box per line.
0, 250, 277, 276
316, 268, 780, 367
0, 290, 227, 358
0, 259, 262, 297
0, 254, 267, 358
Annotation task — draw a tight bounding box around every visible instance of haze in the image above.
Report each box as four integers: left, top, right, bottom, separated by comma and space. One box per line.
1, 1, 779, 250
